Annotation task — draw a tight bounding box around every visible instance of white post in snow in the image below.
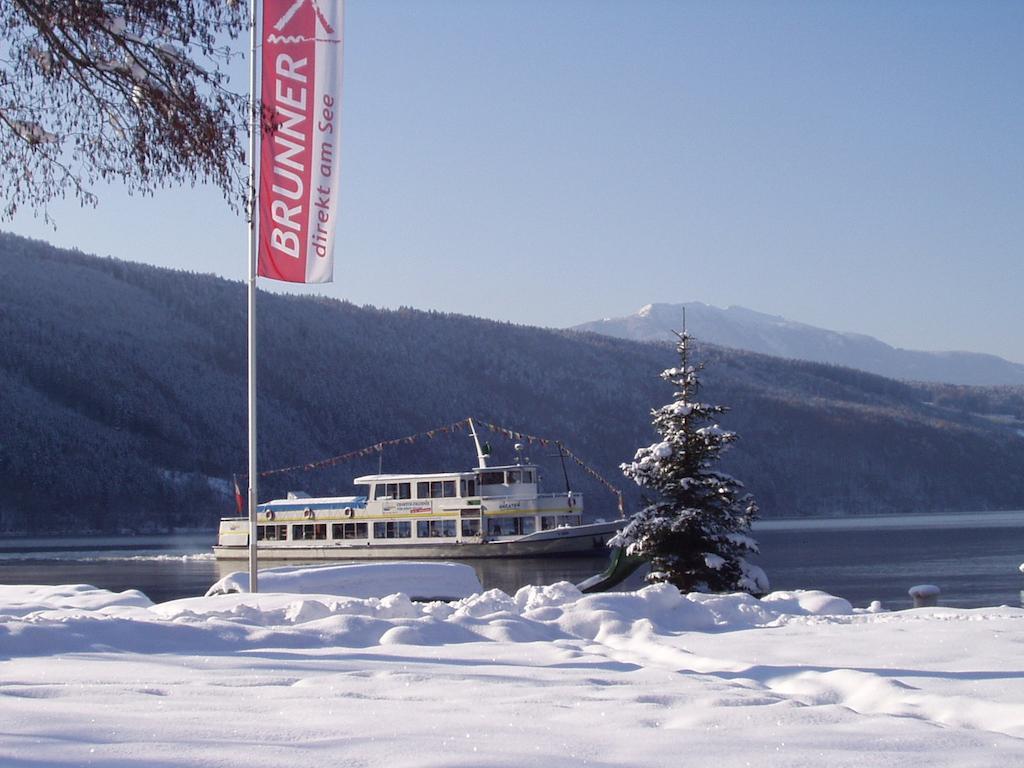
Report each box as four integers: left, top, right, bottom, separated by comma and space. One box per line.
246, 0, 260, 594
909, 584, 940, 608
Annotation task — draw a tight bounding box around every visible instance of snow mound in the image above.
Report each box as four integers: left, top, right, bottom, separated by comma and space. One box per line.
206, 561, 483, 600
760, 589, 854, 616
1, 582, 875, 659
0, 583, 153, 618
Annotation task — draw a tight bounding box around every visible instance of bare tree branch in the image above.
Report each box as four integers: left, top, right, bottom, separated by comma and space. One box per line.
1, 0, 249, 223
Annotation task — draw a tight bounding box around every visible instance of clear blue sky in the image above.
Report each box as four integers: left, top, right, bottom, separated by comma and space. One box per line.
8, 1, 1024, 361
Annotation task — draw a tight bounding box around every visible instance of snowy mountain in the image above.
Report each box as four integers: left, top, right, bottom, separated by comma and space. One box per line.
572, 302, 1024, 386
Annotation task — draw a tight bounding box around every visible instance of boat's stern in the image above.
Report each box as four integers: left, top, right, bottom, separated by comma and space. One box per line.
217, 517, 249, 548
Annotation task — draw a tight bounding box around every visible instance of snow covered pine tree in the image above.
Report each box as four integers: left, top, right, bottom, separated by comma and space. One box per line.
614, 331, 769, 595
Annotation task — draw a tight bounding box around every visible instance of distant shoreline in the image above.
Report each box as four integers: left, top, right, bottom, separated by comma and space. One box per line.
755, 509, 1024, 531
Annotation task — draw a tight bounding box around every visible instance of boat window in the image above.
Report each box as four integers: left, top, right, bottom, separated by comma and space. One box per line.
558, 514, 582, 528
416, 519, 457, 538
521, 470, 534, 484
541, 516, 558, 531
460, 479, 477, 497
479, 471, 504, 486
256, 524, 288, 541
292, 524, 327, 541
506, 470, 521, 484
461, 519, 480, 537
373, 521, 412, 539
414, 481, 461, 499
487, 516, 535, 536
332, 522, 368, 540
376, 482, 412, 500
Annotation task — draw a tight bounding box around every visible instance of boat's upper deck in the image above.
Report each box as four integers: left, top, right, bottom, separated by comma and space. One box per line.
353, 471, 476, 484
353, 464, 546, 502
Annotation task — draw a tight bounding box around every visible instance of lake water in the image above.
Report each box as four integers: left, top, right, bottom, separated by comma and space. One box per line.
1, 511, 1022, 609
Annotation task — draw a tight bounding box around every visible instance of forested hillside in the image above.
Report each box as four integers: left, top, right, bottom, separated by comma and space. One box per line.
3, 232, 1024, 533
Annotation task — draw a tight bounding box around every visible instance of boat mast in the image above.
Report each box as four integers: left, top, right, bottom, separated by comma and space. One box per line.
468, 418, 488, 469
556, 441, 571, 494
246, 0, 260, 594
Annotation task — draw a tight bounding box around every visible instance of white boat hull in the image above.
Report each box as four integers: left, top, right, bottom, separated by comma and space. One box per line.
213, 521, 622, 560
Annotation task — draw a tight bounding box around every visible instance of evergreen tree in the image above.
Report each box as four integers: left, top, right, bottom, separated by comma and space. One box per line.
614, 331, 769, 594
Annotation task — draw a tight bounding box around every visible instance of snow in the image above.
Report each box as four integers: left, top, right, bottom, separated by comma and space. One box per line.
2, 580, 1023, 766
703, 552, 726, 569
207, 562, 483, 600
652, 440, 673, 458
738, 560, 771, 594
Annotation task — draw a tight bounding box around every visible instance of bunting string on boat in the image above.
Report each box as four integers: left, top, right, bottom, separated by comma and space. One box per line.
254, 418, 475, 479
474, 421, 626, 517
237, 417, 626, 517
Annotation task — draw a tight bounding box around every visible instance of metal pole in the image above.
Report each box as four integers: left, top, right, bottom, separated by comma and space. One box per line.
246, 0, 260, 594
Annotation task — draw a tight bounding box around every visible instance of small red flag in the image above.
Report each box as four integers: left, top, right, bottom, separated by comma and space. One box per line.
233, 475, 245, 516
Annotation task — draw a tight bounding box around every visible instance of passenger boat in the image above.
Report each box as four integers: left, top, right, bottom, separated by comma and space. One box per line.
214, 431, 622, 560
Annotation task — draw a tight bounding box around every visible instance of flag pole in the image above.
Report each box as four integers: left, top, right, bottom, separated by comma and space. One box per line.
246, 0, 260, 594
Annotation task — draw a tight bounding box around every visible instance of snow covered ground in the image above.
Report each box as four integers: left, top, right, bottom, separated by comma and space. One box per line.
2, 579, 1023, 767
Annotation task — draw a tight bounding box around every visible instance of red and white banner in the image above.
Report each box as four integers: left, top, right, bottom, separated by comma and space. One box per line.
258, 0, 344, 284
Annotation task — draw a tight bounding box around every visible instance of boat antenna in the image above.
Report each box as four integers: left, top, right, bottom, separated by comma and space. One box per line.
468, 417, 488, 469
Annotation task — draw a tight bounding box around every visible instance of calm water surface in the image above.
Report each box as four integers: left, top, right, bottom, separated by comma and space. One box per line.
1, 511, 1021, 609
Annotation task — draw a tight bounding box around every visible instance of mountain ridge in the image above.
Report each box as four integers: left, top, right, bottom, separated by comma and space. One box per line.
572, 302, 1024, 386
